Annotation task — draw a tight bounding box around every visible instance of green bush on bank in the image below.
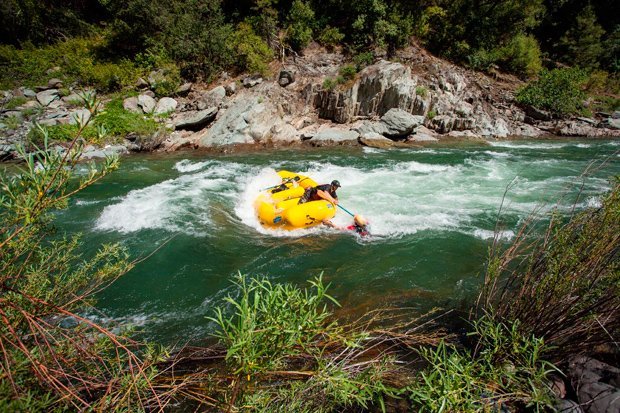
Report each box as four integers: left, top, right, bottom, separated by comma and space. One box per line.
409, 314, 556, 412
27, 97, 159, 146
516, 67, 588, 116
228, 23, 273, 76
0, 36, 147, 92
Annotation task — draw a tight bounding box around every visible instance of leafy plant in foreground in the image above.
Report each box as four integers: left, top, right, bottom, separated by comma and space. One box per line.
408, 314, 557, 412
0, 93, 168, 411
209, 273, 338, 376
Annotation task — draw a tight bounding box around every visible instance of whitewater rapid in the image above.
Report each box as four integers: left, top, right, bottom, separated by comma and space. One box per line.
93, 141, 617, 241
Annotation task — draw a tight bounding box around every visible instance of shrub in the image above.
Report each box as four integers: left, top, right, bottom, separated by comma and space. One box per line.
322, 77, 337, 91
499, 33, 542, 78
338, 64, 357, 81
515, 67, 588, 116
286, 0, 315, 52
209, 273, 338, 376
317, 26, 344, 51
228, 22, 273, 76
95, 98, 159, 137
416, 86, 428, 98
409, 315, 557, 412
478, 177, 620, 357
466, 48, 500, 72
0, 36, 144, 92
353, 51, 374, 71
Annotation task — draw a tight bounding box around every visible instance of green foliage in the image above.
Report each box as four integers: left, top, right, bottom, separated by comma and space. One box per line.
499, 34, 542, 78
516, 68, 588, 116
95, 98, 160, 137
4, 115, 21, 130
3, 96, 28, 110
0, 36, 144, 92
415, 86, 428, 98
558, 4, 605, 69
28, 123, 97, 146
151, 0, 233, 80
317, 26, 344, 51
408, 314, 556, 412
209, 273, 338, 376
286, 0, 316, 52
0, 94, 175, 410
228, 22, 273, 75
322, 77, 337, 91
427, 109, 437, 120
338, 64, 357, 81
353, 51, 374, 71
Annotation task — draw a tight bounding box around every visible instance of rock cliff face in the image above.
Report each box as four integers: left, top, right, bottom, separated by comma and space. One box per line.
1, 43, 619, 159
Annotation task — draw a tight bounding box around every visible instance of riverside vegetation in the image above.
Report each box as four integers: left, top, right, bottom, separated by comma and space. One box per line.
0, 96, 618, 410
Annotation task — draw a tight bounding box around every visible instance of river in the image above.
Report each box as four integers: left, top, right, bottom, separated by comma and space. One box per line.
54, 139, 620, 344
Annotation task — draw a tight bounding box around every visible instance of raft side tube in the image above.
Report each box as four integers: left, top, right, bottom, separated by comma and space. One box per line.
283, 200, 336, 228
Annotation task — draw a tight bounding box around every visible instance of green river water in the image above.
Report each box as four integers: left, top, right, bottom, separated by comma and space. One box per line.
54, 139, 620, 344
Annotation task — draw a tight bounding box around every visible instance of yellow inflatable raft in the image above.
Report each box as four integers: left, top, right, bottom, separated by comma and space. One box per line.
255, 170, 336, 230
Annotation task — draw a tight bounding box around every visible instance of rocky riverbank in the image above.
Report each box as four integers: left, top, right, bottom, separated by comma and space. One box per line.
1, 44, 619, 161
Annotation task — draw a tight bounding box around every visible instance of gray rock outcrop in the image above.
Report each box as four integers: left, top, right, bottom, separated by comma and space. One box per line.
36, 89, 59, 106
568, 356, 620, 413
137, 94, 156, 114
380, 108, 424, 137
309, 128, 359, 146
154, 97, 178, 115
173, 108, 218, 131
123, 97, 141, 114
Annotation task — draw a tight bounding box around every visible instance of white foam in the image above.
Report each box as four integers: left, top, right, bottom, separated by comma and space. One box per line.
487, 141, 573, 150
174, 159, 213, 173
473, 229, 515, 241
96, 161, 247, 234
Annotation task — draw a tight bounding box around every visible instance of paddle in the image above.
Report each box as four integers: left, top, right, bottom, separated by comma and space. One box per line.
337, 204, 355, 217
260, 176, 300, 191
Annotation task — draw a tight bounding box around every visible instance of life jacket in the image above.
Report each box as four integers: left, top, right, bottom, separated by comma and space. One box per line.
347, 224, 369, 237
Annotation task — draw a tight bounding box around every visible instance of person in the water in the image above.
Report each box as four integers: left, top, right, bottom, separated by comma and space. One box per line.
323, 214, 370, 237
298, 180, 340, 205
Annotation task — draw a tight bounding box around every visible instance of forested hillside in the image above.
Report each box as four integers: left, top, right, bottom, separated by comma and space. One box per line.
1, 0, 618, 82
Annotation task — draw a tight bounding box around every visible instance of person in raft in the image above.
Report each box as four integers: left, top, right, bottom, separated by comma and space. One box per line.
323, 214, 370, 237
298, 180, 340, 205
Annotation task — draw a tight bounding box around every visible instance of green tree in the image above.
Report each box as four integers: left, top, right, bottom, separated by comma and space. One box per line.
499, 33, 543, 78
558, 4, 605, 68
286, 0, 316, 52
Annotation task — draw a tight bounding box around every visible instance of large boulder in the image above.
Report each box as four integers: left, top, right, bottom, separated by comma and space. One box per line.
36, 89, 59, 106
200, 86, 226, 109
154, 97, 178, 116
278, 70, 295, 87
568, 356, 620, 413
198, 98, 259, 147
358, 133, 395, 149
380, 108, 424, 137
137, 94, 156, 114
69, 109, 91, 126
123, 97, 141, 114
173, 107, 218, 131
309, 128, 359, 146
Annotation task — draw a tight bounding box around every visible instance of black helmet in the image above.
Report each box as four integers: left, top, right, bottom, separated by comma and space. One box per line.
331, 180, 341, 188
